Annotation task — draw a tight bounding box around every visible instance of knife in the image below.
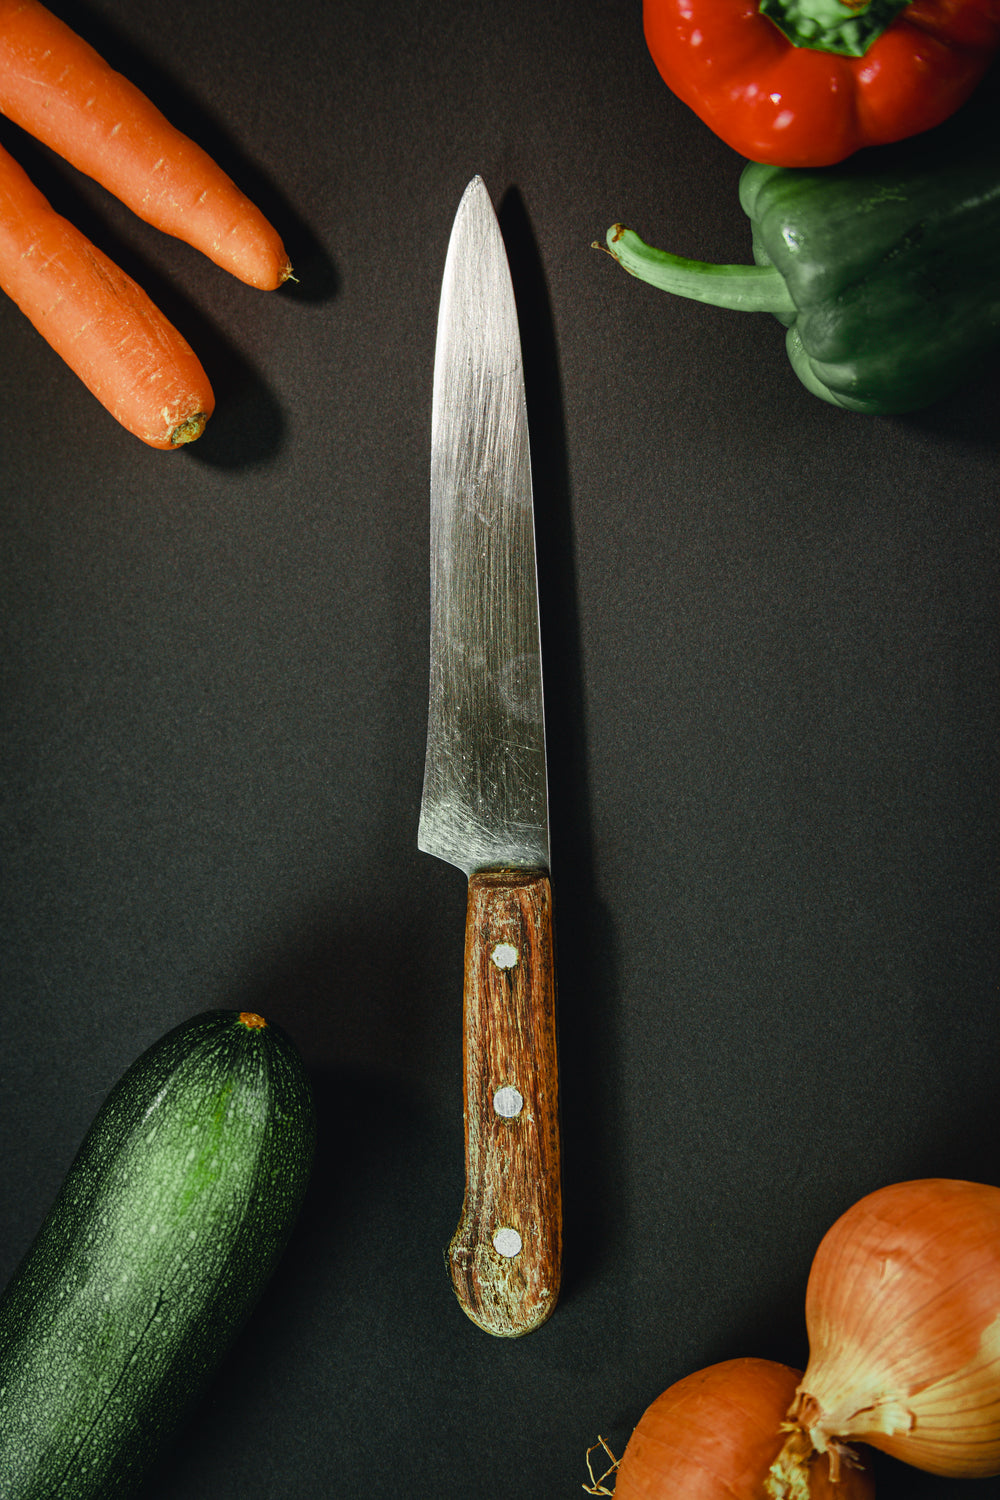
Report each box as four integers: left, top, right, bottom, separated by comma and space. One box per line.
418, 176, 562, 1338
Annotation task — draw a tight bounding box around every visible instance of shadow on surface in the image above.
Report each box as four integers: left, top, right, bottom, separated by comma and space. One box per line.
498, 186, 625, 1302
139, 1061, 432, 1500
141, 899, 457, 1496
40, 0, 338, 305
0, 115, 289, 471
2, 3, 339, 471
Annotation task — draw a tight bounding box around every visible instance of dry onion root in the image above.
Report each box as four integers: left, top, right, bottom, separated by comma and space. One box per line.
778, 1178, 1000, 1480
604, 1357, 876, 1498
588, 1179, 1000, 1494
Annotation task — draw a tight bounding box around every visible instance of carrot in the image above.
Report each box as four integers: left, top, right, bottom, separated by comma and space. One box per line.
0, 0, 291, 290
0, 137, 215, 447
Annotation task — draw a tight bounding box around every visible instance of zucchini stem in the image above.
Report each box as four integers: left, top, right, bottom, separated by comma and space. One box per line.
602, 225, 795, 317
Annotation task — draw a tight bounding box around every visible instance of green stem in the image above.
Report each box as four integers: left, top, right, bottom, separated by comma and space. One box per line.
758, 0, 912, 57
602, 225, 795, 317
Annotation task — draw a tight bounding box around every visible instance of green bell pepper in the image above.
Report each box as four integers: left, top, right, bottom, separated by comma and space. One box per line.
603, 142, 1000, 415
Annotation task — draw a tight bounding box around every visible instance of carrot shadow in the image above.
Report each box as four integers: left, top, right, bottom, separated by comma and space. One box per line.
38, 0, 337, 306
1, 4, 339, 470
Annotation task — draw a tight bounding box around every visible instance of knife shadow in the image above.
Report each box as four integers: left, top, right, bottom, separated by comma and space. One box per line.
497, 187, 625, 1302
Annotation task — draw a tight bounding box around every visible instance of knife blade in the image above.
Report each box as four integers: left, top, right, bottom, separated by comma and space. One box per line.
419, 175, 561, 1338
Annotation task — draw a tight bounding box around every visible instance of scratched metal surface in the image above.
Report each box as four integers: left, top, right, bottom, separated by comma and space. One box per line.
0, 2, 998, 1497
419, 176, 549, 878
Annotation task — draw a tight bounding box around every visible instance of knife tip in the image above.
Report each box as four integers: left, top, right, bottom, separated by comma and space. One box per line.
463, 173, 489, 204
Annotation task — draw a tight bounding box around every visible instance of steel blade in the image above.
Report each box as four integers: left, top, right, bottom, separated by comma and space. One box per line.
418, 176, 548, 877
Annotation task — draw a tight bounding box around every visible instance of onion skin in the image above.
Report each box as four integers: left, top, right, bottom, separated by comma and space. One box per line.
613, 1357, 875, 1499
787, 1178, 1000, 1479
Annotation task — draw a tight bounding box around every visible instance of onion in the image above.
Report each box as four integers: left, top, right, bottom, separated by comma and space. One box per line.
784, 1178, 1000, 1479
603, 1357, 875, 1499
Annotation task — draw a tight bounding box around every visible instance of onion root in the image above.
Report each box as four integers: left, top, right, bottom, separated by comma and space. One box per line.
582, 1436, 619, 1495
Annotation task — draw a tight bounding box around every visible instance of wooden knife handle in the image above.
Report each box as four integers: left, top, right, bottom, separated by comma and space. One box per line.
447, 868, 562, 1337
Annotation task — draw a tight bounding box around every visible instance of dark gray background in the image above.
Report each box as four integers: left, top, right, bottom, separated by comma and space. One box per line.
1, 2, 997, 1496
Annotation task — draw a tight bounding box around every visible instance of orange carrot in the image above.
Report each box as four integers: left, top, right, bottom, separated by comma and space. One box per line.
0, 137, 215, 447
0, 0, 291, 290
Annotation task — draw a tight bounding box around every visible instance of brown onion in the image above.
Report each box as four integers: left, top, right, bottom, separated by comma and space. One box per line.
784, 1178, 1000, 1479
605, 1357, 875, 1499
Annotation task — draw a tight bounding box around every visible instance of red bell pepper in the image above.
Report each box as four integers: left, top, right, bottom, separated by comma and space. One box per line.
643, 0, 1000, 167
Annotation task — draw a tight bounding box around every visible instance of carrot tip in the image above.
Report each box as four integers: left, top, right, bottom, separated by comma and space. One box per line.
170, 411, 210, 446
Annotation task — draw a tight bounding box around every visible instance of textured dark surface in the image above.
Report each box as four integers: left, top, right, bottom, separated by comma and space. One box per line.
1, 3, 997, 1496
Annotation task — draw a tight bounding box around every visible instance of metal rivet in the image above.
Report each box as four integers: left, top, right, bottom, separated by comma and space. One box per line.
493, 1085, 524, 1118
492, 1227, 523, 1258
491, 942, 518, 970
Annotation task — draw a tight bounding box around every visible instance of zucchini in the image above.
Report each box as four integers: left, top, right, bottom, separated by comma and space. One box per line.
0, 1008, 315, 1499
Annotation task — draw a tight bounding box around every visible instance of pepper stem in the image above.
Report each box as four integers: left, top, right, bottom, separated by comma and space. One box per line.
602, 225, 795, 318
758, 0, 912, 57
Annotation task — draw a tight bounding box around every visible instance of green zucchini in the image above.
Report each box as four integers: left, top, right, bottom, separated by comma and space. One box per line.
0, 1008, 315, 1499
